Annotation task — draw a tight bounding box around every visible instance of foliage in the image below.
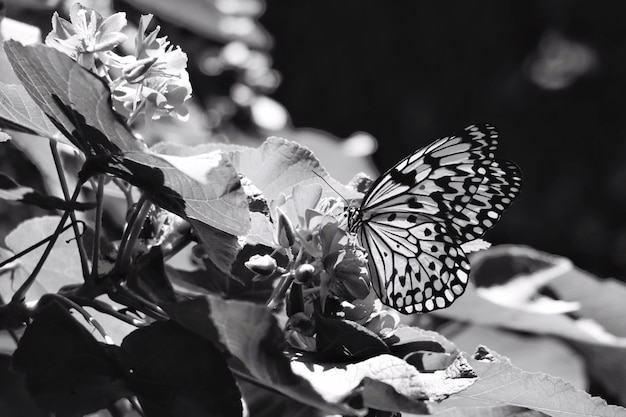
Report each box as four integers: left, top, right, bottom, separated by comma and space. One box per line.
0, 2, 624, 417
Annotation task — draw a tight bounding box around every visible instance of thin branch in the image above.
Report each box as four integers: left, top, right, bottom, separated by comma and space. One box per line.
0, 222, 80, 270
66, 295, 148, 327
116, 195, 151, 273
90, 175, 105, 281
46, 293, 114, 345
11, 183, 83, 303
50, 141, 91, 283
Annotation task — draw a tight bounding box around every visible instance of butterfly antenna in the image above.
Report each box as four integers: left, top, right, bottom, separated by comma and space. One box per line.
312, 171, 350, 206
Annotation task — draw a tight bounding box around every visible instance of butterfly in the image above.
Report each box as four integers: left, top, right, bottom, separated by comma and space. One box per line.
348, 124, 522, 314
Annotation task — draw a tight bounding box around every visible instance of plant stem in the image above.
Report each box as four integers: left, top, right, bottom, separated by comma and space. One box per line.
267, 272, 295, 311
66, 295, 147, 327
90, 175, 105, 281
0, 222, 78, 270
50, 141, 91, 283
162, 232, 193, 262
11, 184, 83, 303
47, 293, 114, 344
116, 195, 151, 273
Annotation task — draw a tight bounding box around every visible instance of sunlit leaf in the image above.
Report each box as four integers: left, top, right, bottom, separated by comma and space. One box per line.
4, 42, 250, 236
435, 346, 623, 417
0, 82, 68, 145
2, 216, 84, 298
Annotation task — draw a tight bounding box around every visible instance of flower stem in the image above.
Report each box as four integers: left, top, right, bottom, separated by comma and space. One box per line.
50, 141, 91, 283
46, 293, 114, 344
267, 272, 295, 311
0, 222, 79, 270
90, 175, 105, 281
115, 195, 151, 273
11, 183, 84, 303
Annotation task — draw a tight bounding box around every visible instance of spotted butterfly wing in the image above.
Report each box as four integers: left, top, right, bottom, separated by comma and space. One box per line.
352, 124, 521, 314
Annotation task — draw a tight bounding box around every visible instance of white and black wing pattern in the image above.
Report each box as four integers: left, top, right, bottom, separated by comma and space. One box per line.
354, 124, 521, 314
357, 213, 470, 314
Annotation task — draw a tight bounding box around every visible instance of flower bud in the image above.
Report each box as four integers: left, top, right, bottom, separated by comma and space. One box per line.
275, 207, 296, 248
244, 254, 277, 276
123, 57, 158, 83
294, 263, 315, 284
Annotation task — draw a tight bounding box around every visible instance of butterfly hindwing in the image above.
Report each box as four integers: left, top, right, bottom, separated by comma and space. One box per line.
357, 212, 470, 314
354, 124, 521, 313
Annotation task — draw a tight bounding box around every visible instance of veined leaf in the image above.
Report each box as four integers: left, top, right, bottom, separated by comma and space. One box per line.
0, 82, 68, 145
2, 216, 84, 298
4, 42, 249, 236
433, 346, 626, 417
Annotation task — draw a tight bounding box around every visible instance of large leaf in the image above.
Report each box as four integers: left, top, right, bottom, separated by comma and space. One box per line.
12, 299, 128, 416
290, 353, 476, 413
444, 245, 626, 404
4, 42, 250, 236
120, 321, 242, 417
0, 82, 68, 145
432, 346, 626, 417
1, 216, 84, 299
164, 296, 363, 415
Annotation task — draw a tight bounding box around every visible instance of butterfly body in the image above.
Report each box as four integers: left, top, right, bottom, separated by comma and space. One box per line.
350, 124, 521, 314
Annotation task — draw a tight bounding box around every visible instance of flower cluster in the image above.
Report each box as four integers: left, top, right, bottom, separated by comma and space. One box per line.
45, 3, 191, 125
245, 183, 400, 352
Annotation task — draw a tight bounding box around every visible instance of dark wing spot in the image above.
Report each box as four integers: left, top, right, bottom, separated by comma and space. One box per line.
424, 228, 432, 236
407, 197, 424, 209
431, 245, 438, 252
387, 213, 397, 221
390, 168, 417, 186
407, 215, 417, 223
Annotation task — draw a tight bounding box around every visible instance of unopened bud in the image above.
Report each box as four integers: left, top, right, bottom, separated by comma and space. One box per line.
275, 207, 296, 248
244, 254, 277, 276
294, 263, 315, 284
123, 57, 158, 83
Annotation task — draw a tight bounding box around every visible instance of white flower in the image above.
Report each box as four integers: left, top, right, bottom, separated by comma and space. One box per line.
45, 2, 127, 73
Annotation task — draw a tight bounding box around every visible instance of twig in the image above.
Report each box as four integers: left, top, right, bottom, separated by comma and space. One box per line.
46, 293, 114, 345
90, 175, 105, 281
116, 195, 151, 273
50, 141, 91, 283
0, 222, 80, 270
11, 183, 83, 303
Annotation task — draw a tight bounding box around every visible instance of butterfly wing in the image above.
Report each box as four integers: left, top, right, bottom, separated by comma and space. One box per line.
357, 124, 520, 313
357, 213, 470, 314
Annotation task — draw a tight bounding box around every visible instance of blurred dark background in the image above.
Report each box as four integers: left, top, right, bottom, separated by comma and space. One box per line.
4, 0, 626, 281
261, 1, 626, 281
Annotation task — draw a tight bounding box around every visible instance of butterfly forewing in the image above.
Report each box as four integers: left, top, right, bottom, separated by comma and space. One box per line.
355, 124, 520, 314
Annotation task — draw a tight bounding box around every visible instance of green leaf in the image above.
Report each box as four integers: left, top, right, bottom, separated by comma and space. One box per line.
314, 315, 391, 361
0, 172, 95, 211
120, 321, 242, 417
164, 296, 362, 415
2, 216, 84, 299
435, 346, 626, 417
290, 352, 476, 414
0, 82, 68, 145
3, 41, 140, 155
4, 42, 250, 236
12, 299, 128, 416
